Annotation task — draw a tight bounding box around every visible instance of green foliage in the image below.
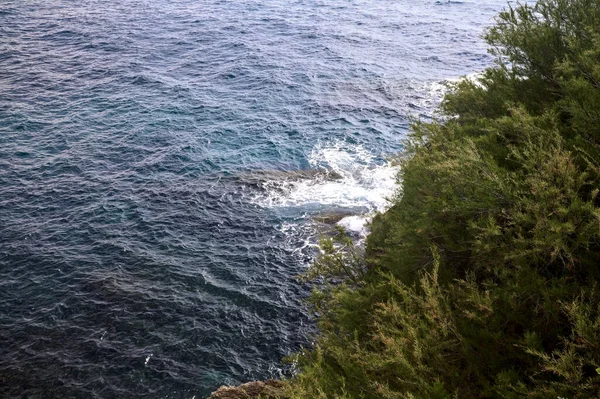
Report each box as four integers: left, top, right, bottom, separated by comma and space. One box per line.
286, 1, 600, 398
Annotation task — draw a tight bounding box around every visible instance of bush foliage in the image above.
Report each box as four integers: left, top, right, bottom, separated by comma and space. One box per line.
287, 1, 600, 398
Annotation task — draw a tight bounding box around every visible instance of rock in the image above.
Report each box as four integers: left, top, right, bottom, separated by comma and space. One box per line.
208, 380, 287, 399
235, 168, 343, 188
312, 210, 356, 225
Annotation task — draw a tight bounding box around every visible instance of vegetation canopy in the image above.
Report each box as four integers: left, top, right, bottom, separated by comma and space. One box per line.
286, 0, 600, 398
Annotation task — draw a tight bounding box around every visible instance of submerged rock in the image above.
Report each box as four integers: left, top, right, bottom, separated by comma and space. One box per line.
208, 380, 287, 399
236, 168, 343, 188
312, 210, 356, 225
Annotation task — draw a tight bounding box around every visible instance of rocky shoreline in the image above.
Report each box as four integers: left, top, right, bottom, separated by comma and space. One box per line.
207, 380, 287, 399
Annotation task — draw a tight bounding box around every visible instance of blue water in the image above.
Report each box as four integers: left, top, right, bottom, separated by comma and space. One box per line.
1, 1, 507, 397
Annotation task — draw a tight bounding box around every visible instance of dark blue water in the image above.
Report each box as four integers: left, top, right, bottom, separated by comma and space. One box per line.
1, 1, 506, 397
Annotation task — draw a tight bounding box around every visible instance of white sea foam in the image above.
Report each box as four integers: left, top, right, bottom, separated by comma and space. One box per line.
337, 215, 370, 236
418, 72, 484, 109
249, 142, 400, 244
253, 142, 399, 214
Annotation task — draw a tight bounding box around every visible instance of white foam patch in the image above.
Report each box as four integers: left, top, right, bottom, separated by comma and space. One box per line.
337, 215, 370, 236
253, 142, 399, 213
418, 72, 484, 109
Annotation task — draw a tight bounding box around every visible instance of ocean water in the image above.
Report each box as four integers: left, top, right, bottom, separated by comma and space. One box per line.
0, 1, 507, 397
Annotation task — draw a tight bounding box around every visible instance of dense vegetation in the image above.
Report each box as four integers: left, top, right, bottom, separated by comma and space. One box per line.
286, 0, 600, 398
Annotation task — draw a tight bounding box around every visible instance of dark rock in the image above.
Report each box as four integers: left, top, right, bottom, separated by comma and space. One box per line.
236, 168, 343, 187
312, 210, 355, 225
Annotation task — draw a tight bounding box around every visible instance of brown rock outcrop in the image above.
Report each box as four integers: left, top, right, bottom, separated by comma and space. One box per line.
208, 380, 287, 399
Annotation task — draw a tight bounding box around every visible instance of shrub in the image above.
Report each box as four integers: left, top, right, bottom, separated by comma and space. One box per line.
287, 1, 600, 398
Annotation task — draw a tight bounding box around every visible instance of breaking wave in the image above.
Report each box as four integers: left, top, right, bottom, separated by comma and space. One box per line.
249, 141, 400, 239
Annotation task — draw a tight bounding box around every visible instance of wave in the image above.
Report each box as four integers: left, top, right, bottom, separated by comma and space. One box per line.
249, 141, 400, 237
253, 143, 398, 210
417, 72, 483, 110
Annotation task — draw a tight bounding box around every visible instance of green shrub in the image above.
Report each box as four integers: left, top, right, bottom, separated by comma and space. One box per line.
287, 1, 600, 398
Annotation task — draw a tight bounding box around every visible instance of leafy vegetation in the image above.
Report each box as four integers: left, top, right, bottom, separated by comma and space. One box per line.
286, 1, 600, 398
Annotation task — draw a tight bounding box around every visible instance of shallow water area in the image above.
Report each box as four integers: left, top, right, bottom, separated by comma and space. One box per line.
1, 0, 507, 397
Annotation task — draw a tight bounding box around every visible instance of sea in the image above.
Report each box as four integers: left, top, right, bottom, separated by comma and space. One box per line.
0, 0, 508, 397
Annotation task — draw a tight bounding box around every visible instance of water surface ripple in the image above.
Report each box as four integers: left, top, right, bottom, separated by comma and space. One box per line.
1, 1, 506, 397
